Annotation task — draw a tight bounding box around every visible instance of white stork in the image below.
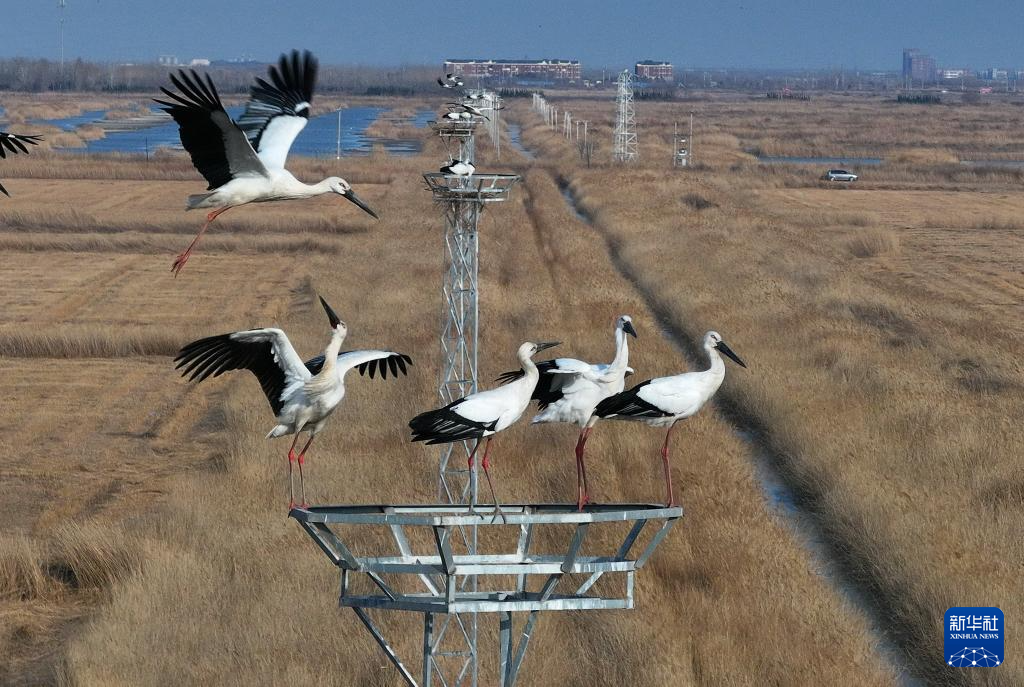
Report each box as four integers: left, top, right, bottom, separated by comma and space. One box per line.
174, 296, 412, 508
497, 316, 637, 510
437, 73, 464, 88
0, 131, 43, 197
595, 331, 746, 506
155, 50, 378, 276
409, 341, 560, 521
440, 159, 475, 176
446, 103, 491, 120
442, 110, 474, 122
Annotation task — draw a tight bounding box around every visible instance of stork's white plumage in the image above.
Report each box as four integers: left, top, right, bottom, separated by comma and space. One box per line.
595, 331, 747, 506
437, 73, 464, 88
174, 296, 412, 508
440, 159, 475, 176
409, 341, 560, 520
497, 316, 638, 509
155, 50, 378, 276
446, 102, 492, 120
0, 131, 43, 197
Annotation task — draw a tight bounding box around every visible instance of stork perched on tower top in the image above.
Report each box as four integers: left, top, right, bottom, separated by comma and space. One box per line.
174, 296, 412, 508
409, 341, 560, 522
156, 50, 378, 276
498, 316, 637, 509
596, 331, 746, 506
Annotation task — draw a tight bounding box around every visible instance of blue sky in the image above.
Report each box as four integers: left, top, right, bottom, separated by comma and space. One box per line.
6, 1, 1024, 70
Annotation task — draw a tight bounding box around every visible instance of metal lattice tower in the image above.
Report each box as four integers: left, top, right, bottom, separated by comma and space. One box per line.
290, 102, 683, 687
613, 70, 638, 162
417, 120, 519, 685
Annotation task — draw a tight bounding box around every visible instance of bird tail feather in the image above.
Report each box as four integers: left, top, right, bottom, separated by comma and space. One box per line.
186, 192, 215, 209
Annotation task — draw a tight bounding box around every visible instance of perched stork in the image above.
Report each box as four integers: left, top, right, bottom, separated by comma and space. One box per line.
440, 159, 475, 176
595, 331, 746, 506
156, 50, 378, 276
174, 296, 412, 508
497, 316, 637, 510
409, 341, 560, 521
0, 131, 43, 197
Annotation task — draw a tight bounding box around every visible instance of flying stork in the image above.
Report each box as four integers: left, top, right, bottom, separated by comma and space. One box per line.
174, 296, 412, 508
497, 316, 637, 510
595, 331, 746, 506
0, 131, 43, 197
409, 341, 560, 521
447, 102, 501, 119
156, 50, 378, 276
437, 73, 464, 88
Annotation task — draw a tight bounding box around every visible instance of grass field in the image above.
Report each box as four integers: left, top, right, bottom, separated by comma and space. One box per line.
509, 92, 1023, 686
0, 91, 1019, 685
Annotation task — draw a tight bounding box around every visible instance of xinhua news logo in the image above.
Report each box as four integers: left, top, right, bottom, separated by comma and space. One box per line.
945, 607, 1003, 668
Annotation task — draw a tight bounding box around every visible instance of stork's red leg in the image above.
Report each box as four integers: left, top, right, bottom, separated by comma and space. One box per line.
287, 432, 302, 509
661, 423, 677, 507
574, 430, 587, 511
480, 438, 506, 523
296, 435, 315, 508
577, 426, 594, 509
466, 440, 482, 517
171, 206, 230, 276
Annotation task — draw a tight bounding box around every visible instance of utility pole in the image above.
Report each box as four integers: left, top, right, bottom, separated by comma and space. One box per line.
58, 0, 67, 85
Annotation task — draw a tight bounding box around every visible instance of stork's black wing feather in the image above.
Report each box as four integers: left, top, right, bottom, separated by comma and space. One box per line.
304, 351, 412, 379
495, 360, 564, 410
594, 380, 673, 419
154, 70, 265, 189
175, 333, 289, 414
0, 132, 43, 197
409, 400, 496, 445
237, 50, 318, 156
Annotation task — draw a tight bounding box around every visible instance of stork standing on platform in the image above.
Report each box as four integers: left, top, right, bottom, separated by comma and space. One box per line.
0, 131, 43, 197
440, 159, 475, 177
156, 50, 378, 276
497, 316, 637, 510
174, 296, 412, 508
409, 341, 560, 521
595, 331, 746, 506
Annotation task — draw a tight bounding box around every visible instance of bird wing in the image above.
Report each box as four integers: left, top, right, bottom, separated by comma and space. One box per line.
236, 50, 317, 172
304, 350, 413, 380
409, 398, 497, 445
496, 358, 600, 410
594, 379, 674, 419
174, 328, 310, 415
0, 132, 43, 197
155, 70, 267, 190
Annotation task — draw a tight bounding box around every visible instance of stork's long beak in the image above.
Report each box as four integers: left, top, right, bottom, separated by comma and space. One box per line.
319, 296, 342, 328
343, 190, 379, 219
623, 321, 638, 338
716, 341, 747, 368
535, 341, 560, 352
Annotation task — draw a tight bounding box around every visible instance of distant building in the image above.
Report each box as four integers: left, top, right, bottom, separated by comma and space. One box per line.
983, 68, 1008, 80
190, 58, 211, 68
443, 59, 581, 81
635, 60, 673, 81
157, 55, 179, 66
942, 69, 966, 80
902, 48, 936, 83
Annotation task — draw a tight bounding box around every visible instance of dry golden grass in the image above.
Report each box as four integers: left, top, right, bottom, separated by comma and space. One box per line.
510, 94, 1023, 685
0, 98, 899, 686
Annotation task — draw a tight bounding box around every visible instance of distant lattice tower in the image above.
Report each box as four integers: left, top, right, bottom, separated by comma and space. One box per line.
613, 70, 638, 162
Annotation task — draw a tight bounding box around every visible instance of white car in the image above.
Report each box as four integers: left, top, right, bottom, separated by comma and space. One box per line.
823, 169, 858, 182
